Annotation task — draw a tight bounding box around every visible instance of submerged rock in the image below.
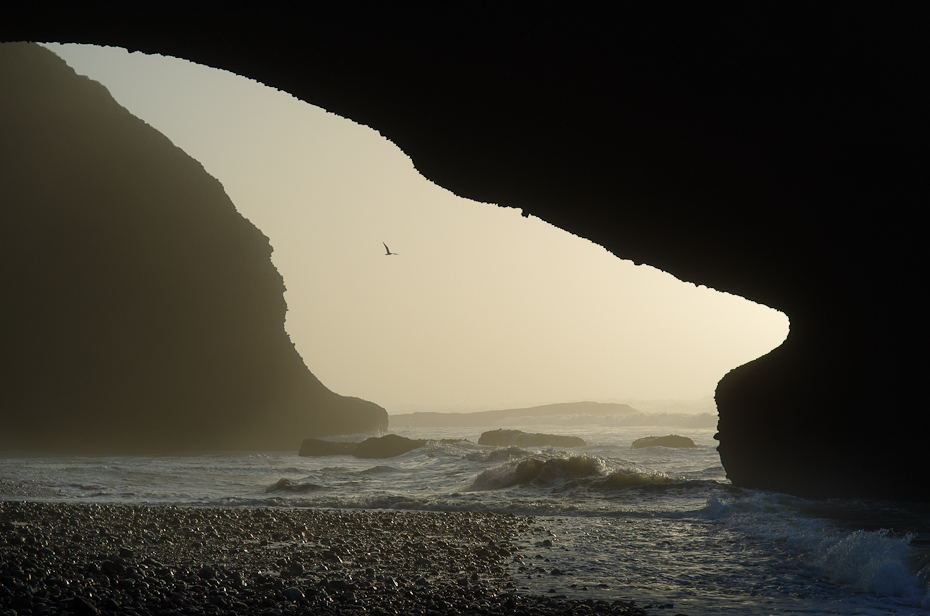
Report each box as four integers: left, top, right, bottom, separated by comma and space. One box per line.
478, 430, 586, 448
630, 435, 696, 449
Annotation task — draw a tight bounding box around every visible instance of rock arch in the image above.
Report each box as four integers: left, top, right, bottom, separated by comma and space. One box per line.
3, 8, 925, 498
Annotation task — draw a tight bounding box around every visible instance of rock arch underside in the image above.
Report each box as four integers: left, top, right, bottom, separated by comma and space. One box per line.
2, 8, 926, 499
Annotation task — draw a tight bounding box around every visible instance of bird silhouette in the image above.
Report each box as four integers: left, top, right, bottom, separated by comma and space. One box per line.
383, 242, 398, 256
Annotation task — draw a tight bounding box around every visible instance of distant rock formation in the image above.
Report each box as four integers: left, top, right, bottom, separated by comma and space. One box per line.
392, 402, 638, 428
0, 43, 387, 453
298, 434, 429, 458
478, 429, 586, 448
631, 435, 697, 449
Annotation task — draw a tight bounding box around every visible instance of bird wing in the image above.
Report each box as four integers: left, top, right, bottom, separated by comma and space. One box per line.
383, 242, 390, 255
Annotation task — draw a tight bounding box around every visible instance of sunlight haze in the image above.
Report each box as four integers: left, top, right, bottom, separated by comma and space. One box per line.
42, 43, 789, 413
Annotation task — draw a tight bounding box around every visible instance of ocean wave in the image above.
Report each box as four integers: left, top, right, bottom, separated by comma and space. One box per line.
422, 439, 477, 456
312, 466, 357, 475
813, 529, 927, 603
62, 483, 107, 491
465, 446, 529, 463
468, 456, 605, 491
264, 478, 326, 494
357, 465, 399, 476
467, 453, 689, 493
589, 469, 678, 490
702, 495, 930, 607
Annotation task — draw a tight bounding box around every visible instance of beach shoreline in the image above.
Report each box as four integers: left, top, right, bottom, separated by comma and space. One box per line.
0, 501, 654, 615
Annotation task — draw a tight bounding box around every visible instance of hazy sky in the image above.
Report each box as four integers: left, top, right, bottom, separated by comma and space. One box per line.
42, 43, 789, 414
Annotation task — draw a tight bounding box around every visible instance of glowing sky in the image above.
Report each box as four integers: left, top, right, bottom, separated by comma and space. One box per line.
42, 43, 789, 413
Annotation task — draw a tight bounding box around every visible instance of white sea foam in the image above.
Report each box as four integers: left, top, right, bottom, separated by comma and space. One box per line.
814, 529, 926, 604
702, 494, 930, 608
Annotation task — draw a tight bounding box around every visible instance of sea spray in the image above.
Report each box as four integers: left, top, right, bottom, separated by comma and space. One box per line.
812, 529, 927, 605
467, 454, 686, 494
592, 469, 677, 490
468, 456, 605, 491
465, 446, 529, 463
702, 494, 930, 607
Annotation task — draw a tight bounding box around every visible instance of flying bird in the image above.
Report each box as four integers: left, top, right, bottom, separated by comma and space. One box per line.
383, 242, 398, 256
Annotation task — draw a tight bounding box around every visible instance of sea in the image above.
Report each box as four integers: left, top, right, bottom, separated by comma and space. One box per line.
2, 419, 929, 615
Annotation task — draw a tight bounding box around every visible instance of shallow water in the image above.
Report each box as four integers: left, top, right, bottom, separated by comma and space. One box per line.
2, 422, 928, 614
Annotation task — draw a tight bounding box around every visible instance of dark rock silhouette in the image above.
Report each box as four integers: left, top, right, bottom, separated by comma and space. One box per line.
298, 434, 429, 458
352, 434, 427, 459
0, 43, 387, 453
478, 430, 586, 448
2, 7, 926, 499
631, 435, 697, 449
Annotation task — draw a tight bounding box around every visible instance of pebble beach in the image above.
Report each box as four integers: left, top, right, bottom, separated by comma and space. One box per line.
0, 501, 655, 616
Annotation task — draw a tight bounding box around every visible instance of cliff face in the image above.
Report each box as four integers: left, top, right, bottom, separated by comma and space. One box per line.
0, 43, 387, 453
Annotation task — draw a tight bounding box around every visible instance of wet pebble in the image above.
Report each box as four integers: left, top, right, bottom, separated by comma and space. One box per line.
0, 501, 652, 616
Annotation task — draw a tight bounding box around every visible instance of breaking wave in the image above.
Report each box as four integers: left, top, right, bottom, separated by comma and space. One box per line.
465, 446, 529, 463
264, 478, 326, 493
468, 455, 677, 492
591, 469, 678, 489
703, 495, 930, 608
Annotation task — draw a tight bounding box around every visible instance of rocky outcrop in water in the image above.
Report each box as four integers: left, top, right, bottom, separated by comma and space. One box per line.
630, 435, 696, 449
0, 43, 387, 453
352, 434, 428, 459
298, 435, 469, 458
478, 430, 586, 448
